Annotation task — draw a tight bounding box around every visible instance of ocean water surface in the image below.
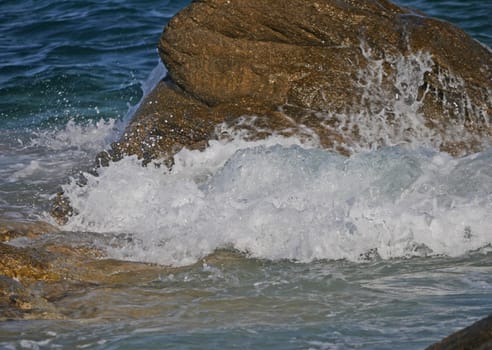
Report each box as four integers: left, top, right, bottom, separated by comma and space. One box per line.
0, 0, 491, 349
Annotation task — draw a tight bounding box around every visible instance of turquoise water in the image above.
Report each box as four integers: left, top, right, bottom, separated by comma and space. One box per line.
0, 0, 491, 349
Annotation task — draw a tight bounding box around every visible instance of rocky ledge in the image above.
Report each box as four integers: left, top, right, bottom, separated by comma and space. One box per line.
0, 221, 172, 320
99, 0, 491, 167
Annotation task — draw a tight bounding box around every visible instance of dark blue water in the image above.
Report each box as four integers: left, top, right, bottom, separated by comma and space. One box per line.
0, 1, 491, 349
0, 0, 191, 130
397, 0, 492, 46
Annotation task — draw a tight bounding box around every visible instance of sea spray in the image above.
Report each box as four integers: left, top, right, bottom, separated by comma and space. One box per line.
33, 5, 492, 268
0, 0, 491, 348
61, 135, 492, 266
27, 61, 167, 155
56, 48, 492, 266
0, 62, 168, 220
29, 118, 119, 152
316, 49, 490, 154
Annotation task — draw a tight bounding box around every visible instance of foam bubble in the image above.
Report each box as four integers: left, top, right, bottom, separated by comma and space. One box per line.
60, 135, 492, 266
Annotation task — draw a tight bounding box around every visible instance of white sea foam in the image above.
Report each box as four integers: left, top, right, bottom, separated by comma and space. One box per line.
1, 118, 120, 189
29, 118, 119, 152
7, 160, 43, 182
60, 135, 492, 266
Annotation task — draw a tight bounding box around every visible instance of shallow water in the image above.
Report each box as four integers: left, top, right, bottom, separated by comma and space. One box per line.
0, 0, 491, 349
1, 250, 491, 349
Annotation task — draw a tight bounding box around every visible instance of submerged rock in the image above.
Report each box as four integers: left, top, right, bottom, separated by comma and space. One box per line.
0, 220, 58, 242
0, 222, 170, 320
108, 0, 491, 164
0, 243, 60, 283
426, 314, 492, 350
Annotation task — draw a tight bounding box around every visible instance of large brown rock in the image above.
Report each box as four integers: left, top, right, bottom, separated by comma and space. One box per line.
57, 0, 492, 224
107, 0, 491, 164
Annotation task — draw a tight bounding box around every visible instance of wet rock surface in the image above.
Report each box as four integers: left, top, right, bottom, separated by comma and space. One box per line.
108, 0, 491, 164
0, 221, 171, 320
426, 314, 492, 350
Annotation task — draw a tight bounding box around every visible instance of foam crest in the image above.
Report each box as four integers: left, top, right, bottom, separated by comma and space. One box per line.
61, 136, 492, 266
29, 118, 119, 152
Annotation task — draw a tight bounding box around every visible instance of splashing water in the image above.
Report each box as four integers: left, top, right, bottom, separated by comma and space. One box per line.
313, 48, 490, 154
1, 1, 491, 349
54, 44, 492, 267
0, 61, 168, 220
29, 118, 119, 152
57, 47, 492, 267
60, 133, 492, 266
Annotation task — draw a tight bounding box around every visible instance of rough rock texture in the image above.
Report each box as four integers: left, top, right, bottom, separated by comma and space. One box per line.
426, 314, 492, 350
0, 220, 56, 242
0, 221, 169, 320
105, 0, 491, 165
1, 219, 248, 322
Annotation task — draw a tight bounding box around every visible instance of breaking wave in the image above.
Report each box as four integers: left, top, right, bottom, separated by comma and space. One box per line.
60, 135, 492, 266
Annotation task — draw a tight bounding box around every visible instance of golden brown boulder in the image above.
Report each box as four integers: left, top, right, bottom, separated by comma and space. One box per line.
107, 0, 491, 164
